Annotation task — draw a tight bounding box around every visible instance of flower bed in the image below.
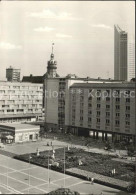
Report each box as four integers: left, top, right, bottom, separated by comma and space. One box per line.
14, 147, 135, 183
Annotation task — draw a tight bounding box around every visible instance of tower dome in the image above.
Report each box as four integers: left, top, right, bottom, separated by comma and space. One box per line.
46, 43, 59, 78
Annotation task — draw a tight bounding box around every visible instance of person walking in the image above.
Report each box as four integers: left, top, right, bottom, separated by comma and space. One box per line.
91, 177, 94, 184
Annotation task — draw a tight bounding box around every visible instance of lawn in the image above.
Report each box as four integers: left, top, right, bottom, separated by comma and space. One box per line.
15, 147, 135, 182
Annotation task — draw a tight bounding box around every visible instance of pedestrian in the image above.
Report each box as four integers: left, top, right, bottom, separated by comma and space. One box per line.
51, 141, 52, 146
49, 178, 51, 184
91, 177, 94, 184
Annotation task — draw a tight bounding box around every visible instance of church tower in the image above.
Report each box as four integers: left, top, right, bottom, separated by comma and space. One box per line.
47, 43, 59, 78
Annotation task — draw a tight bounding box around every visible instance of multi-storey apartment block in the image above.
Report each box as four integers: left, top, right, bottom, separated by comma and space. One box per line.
44, 76, 135, 141
69, 82, 135, 142
6, 66, 21, 82
0, 82, 43, 123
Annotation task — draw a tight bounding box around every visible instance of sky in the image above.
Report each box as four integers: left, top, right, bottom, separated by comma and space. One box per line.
0, 1, 135, 80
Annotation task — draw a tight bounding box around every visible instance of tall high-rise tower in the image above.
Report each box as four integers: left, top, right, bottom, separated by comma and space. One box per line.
114, 25, 128, 80
128, 41, 135, 81
46, 43, 59, 78
6, 66, 21, 82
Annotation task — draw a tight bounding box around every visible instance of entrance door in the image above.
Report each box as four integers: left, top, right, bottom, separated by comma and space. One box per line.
29, 135, 33, 140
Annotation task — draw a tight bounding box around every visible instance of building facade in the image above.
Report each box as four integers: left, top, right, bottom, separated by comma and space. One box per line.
6, 66, 21, 82
128, 42, 135, 81
0, 82, 43, 123
114, 25, 128, 80
69, 82, 135, 142
44, 78, 135, 142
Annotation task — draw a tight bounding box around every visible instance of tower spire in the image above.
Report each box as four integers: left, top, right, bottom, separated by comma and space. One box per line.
52, 43, 54, 54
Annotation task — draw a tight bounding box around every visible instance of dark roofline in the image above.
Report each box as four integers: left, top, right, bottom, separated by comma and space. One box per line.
70, 82, 135, 89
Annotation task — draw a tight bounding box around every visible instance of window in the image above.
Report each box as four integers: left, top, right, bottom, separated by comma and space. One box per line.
72, 109, 75, 113
126, 114, 130, 118
106, 119, 110, 124
115, 90, 120, 95
116, 105, 120, 110
2, 105, 9, 108
97, 111, 100, 116
88, 103, 92, 108
106, 105, 110, 109
80, 96, 84, 101
88, 117, 91, 122
80, 110, 83, 114
116, 98, 120, 102
126, 98, 130, 103
126, 106, 130, 111
89, 89, 92, 93
17, 109, 23, 112
72, 95, 76, 101
80, 103, 84, 107
126, 121, 130, 126
97, 97, 101, 101
125, 90, 130, 95
88, 96, 92, 101
88, 110, 92, 115
96, 90, 101, 97
97, 118, 100, 123
106, 97, 110, 101
115, 120, 120, 125
80, 116, 83, 121
7, 109, 14, 112
97, 104, 101, 108
106, 90, 110, 96
116, 113, 120, 117
106, 112, 110, 117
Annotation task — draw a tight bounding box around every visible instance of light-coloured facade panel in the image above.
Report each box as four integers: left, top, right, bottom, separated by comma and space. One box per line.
0, 82, 43, 123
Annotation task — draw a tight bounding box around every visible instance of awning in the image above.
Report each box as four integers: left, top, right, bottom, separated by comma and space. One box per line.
6, 135, 14, 139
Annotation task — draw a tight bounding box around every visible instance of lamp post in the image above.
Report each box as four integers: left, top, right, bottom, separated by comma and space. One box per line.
64, 146, 65, 187
48, 150, 50, 191
28, 154, 32, 194
7, 157, 8, 190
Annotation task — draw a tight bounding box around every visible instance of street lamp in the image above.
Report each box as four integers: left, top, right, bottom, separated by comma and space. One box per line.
28, 154, 32, 194
7, 157, 9, 190
64, 146, 66, 187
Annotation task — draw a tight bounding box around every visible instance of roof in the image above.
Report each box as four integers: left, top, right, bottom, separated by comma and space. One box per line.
114, 25, 127, 34
22, 75, 44, 83
0, 113, 42, 119
0, 123, 40, 132
70, 82, 135, 89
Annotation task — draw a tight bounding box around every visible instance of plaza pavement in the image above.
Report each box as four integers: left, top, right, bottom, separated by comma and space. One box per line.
0, 138, 129, 158
0, 155, 131, 195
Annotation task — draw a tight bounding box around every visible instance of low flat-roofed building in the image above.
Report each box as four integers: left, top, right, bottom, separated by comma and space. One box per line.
0, 123, 40, 143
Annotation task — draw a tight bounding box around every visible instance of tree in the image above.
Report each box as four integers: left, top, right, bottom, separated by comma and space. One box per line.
127, 144, 135, 160
39, 128, 45, 140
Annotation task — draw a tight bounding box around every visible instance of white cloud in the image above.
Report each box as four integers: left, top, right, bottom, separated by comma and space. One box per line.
27, 9, 81, 21
0, 42, 22, 50
28, 9, 56, 18
56, 33, 72, 38
34, 26, 55, 32
91, 24, 113, 30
